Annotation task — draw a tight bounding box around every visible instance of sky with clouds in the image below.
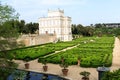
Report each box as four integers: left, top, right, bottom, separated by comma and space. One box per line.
1, 0, 120, 26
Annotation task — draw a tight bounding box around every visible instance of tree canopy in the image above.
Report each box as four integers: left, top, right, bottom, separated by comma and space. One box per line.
72, 23, 120, 37
72, 24, 94, 36
0, 2, 20, 51
0, 2, 19, 24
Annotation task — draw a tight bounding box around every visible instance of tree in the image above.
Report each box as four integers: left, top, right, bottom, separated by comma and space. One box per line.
32, 23, 39, 33
0, 2, 22, 51
77, 24, 84, 35
94, 23, 103, 28
0, 2, 20, 65
0, 20, 19, 38
114, 28, 120, 36
0, 3, 19, 76
84, 26, 94, 36
18, 20, 25, 33
21, 22, 39, 34
0, 2, 19, 24
71, 24, 77, 34
72, 24, 94, 36
0, 2, 20, 39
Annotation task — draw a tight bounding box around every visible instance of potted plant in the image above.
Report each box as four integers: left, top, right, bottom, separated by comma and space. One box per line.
24, 57, 30, 69
80, 71, 90, 80
39, 58, 48, 72
60, 61, 69, 76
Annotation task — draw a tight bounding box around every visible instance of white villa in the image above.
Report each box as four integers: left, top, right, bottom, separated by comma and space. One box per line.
38, 9, 73, 41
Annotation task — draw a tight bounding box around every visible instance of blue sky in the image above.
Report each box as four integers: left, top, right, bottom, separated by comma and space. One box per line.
1, 0, 120, 26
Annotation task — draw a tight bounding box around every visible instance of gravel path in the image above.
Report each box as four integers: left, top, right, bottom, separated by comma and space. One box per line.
43, 44, 80, 58
110, 37, 120, 70
13, 37, 120, 80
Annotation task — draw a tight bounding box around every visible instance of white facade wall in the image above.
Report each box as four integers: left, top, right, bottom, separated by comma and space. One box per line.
39, 9, 72, 41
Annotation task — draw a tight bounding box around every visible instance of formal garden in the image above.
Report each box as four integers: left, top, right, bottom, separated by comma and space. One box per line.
0, 37, 114, 68
1, 1, 120, 80
38, 37, 114, 67
0, 36, 117, 80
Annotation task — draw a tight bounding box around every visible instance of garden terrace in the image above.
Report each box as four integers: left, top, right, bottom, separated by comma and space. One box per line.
0, 40, 80, 61
0, 37, 115, 68
38, 37, 114, 67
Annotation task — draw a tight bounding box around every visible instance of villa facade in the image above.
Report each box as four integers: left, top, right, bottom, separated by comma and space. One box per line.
38, 9, 72, 41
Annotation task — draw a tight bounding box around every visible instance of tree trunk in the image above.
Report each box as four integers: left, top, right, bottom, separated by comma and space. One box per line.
77, 60, 80, 66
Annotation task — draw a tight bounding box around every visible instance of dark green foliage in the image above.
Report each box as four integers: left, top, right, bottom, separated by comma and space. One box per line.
18, 20, 39, 34
25, 22, 39, 34
38, 57, 47, 65
23, 56, 31, 62
0, 67, 27, 80
80, 71, 90, 77
0, 67, 14, 80
0, 20, 19, 38
60, 58, 69, 69
94, 23, 120, 37
12, 70, 27, 80
0, 3, 20, 51
102, 69, 120, 80
0, 58, 18, 68
72, 23, 120, 37
72, 24, 94, 36
0, 20, 24, 51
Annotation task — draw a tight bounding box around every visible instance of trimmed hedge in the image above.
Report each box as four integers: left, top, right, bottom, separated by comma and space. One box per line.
0, 40, 78, 61
38, 37, 114, 67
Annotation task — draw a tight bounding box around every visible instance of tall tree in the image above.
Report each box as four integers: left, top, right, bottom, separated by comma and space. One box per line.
71, 24, 77, 34
18, 20, 25, 33
0, 20, 19, 38
0, 2, 20, 51
0, 2, 19, 76
77, 24, 84, 35
25, 22, 38, 34
0, 3, 19, 24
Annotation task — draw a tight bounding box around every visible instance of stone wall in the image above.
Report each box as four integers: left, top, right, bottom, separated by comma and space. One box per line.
17, 34, 56, 46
